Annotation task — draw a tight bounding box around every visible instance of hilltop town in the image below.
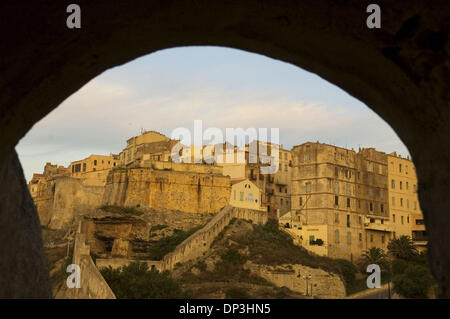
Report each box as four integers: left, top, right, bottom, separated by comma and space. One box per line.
28, 130, 427, 298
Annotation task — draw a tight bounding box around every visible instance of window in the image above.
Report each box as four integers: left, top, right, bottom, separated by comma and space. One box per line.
382, 235, 385, 244
407, 216, 410, 223
359, 233, 362, 241
94, 160, 97, 166
400, 181, 402, 190
400, 198, 403, 207
335, 195, 339, 205
82, 163, 86, 172
335, 213, 339, 223
399, 163, 402, 172
414, 201, 417, 210
299, 197, 303, 207
347, 198, 350, 208
380, 204, 384, 213
407, 199, 409, 208
369, 202, 373, 211
284, 164, 288, 171
335, 230, 339, 243
393, 214, 396, 223
347, 214, 350, 227
279, 164, 282, 171
306, 153, 311, 162
401, 216, 404, 224
347, 232, 351, 245
416, 219, 425, 225
406, 182, 409, 190
358, 216, 362, 225
233, 190, 236, 200
392, 196, 395, 206
284, 153, 287, 160
240, 192, 244, 201
306, 182, 311, 193
335, 167, 339, 177
370, 234, 374, 242
391, 179, 395, 189
334, 181, 339, 194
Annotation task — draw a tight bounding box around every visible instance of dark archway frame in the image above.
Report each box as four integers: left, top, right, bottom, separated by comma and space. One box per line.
0, 1, 449, 298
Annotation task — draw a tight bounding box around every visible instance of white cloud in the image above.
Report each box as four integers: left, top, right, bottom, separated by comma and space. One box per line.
17, 59, 409, 182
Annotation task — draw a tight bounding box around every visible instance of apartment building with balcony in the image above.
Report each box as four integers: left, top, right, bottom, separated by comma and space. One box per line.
288, 142, 390, 261
387, 152, 427, 252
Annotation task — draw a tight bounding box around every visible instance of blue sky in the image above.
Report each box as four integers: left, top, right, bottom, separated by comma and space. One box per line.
16, 46, 409, 181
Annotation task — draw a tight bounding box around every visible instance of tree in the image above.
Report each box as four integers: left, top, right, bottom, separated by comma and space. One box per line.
392, 263, 434, 298
358, 247, 389, 272
387, 236, 418, 261
100, 262, 189, 299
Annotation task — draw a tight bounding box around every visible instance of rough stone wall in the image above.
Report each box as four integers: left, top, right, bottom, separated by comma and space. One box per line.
103, 168, 230, 214
48, 177, 105, 230
244, 261, 346, 299
96, 206, 268, 271
31, 167, 231, 230
57, 224, 115, 299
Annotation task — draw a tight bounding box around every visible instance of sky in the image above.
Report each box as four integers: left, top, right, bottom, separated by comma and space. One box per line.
16, 46, 409, 182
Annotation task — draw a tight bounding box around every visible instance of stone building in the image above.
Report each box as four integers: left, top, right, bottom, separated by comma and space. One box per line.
387, 152, 426, 252
70, 154, 119, 177
288, 142, 390, 261
118, 130, 178, 167
230, 179, 266, 211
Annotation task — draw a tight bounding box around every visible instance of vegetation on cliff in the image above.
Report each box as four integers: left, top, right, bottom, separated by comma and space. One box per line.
147, 225, 204, 260
100, 262, 190, 298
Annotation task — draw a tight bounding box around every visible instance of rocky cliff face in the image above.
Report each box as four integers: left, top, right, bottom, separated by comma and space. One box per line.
244, 261, 346, 299
32, 168, 231, 230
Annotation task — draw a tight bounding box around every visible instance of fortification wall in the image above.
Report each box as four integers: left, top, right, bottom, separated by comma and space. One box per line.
103, 168, 231, 213
244, 261, 346, 299
57, 224, 115, 299
142, 160, 223, 175
48, 177, 105, 229
95, 206, 268, 272
32, 167, 231, 230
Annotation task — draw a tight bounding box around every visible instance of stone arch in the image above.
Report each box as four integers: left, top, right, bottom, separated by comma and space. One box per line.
0, 1, 449, 298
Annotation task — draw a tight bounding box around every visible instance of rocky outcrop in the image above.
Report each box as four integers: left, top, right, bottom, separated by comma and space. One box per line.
244, 261, 346, 299
33, 168, 231, 231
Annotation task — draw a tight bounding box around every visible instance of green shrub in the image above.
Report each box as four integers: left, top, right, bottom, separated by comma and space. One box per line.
392, 263, 434, 298
221, 248, 245, 265
195, 260, 207, 272
392, 258, 408, 275
225, 287, 252, 299
100, 262, 189, 298
147, 225, 203, 260
99, 205, 143, 216
150, 224, 168, 232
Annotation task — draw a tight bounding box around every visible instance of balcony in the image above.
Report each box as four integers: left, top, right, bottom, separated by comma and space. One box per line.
364, 220, 393, 232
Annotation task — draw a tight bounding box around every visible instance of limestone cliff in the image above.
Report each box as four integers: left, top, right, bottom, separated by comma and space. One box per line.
31, 167, 231, 230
